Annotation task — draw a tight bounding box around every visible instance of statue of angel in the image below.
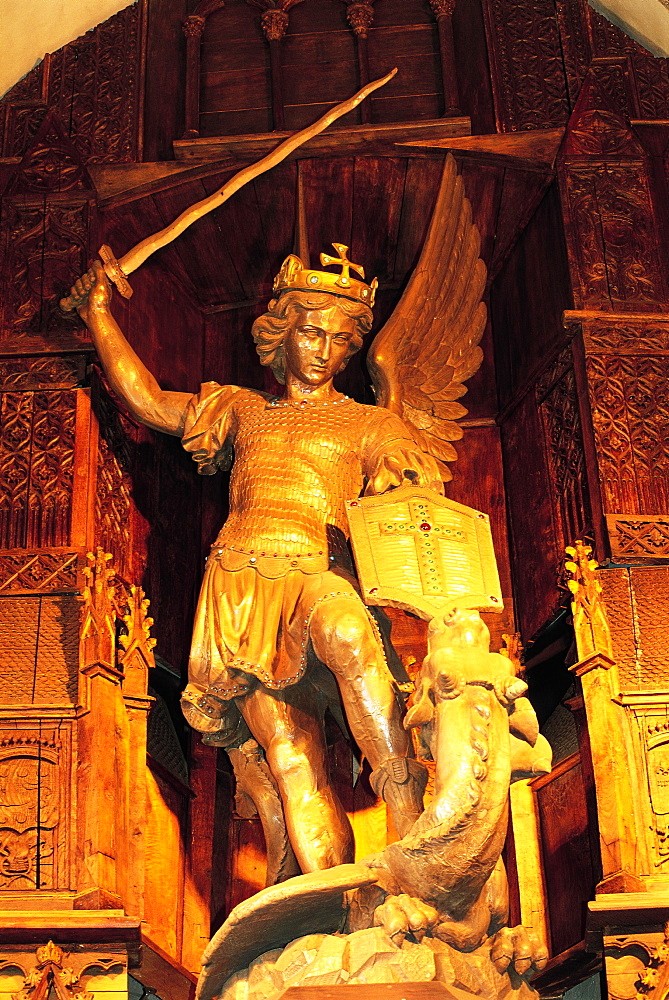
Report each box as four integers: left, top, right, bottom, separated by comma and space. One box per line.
68, 154, 486, 877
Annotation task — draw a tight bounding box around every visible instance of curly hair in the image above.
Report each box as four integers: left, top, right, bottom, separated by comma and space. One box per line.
251, 289, 373, 384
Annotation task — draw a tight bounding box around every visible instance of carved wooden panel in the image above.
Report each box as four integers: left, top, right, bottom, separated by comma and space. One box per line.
607, 517, 669, 562
586, 355, 669, 516
0, 103, 49, 161
0, 722, 73, 890
626, 699, 669, 869
0, 355, 86, 391
537, 352, 592, 574
600, 566, 669, 692
560, 161, 668, 312
480, 0, 571, 132
94, 389, 136, 584
0, 391, 76, 550
0, 202, 90, 340
0, 4, 143, 163
0, 594, 80, 706
533, 754, 594, 956
0, 550, 79, 595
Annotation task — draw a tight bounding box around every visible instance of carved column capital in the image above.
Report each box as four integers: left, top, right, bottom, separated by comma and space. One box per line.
261, 7, 289, 40
344, 1, 375, 37
182, 14, 206, 38
429, 0, 456, 19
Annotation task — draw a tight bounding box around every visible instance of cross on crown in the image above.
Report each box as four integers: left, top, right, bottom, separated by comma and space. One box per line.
273, 243, 378, 307
320, 243, 365, 288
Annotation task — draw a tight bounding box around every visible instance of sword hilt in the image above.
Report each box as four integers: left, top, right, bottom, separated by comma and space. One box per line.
59, 243, 134, 312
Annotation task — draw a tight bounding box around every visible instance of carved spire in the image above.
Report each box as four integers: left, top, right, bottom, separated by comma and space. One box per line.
118, 584, 157, 698
79, 548, 118, 672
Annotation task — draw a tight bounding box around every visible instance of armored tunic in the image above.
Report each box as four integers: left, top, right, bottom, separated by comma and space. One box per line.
180, 383, 441, 727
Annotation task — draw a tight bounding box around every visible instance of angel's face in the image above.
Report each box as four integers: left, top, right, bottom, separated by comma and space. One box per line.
283, 302, 357, 387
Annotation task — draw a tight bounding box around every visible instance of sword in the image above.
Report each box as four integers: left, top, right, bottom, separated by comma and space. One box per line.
60, 68, 397, 312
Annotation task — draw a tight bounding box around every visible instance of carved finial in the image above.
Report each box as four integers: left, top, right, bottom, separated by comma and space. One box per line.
35, 941, 63, 966
247, 0, 305, 41
118, 585, 157, 698
341, 0, 375, 37
565, 541, 613, 661
80, 548, 118, 672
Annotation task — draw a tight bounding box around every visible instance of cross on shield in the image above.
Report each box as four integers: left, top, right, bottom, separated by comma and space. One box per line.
346, 484, 503, 620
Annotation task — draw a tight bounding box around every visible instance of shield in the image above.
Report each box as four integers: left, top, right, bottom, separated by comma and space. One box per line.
346, 484, 503, 620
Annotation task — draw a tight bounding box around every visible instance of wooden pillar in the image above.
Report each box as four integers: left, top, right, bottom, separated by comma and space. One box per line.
182, 15, 206, 139
181, 2, 226, 140
428, 0, 460, 115
248, 0, 305, 131
342, 2, 376, 124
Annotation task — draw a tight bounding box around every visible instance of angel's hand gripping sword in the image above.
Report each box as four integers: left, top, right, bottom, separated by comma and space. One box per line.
60, 68, 397, 312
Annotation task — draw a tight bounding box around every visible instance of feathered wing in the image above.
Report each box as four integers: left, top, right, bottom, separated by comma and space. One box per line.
368, 154, 487, 482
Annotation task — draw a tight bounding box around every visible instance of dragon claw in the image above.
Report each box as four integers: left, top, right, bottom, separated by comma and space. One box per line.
490, 925, 548, 978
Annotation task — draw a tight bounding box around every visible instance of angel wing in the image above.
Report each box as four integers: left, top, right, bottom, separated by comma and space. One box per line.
367, 153, 487, 482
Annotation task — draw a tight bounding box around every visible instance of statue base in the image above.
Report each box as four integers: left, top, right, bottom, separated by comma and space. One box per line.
217, 928, 538, 1000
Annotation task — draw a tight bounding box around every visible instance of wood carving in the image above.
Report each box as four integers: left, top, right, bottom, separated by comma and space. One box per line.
427, 0, 460, 113
0, 392, 76, 550
0, 550, 78, 595
11, 942, 93, 1000
94, 389, 135, 583
43, 4, 142, 163
118, 585, 157, 698
565, 540, 613, 662
481, 0, 571, 131
607, 517, 669, 561
0, 355, 85, 392
182, 0, 226, 139
79, 548, 118, 674
340, 1, 375, 122
587, 354, 669, 516
0, 111, 93, 340
0, 731, 64, 891
537, 358, 592, 577
246, 0, 306, 129
196, 608, 552, 1000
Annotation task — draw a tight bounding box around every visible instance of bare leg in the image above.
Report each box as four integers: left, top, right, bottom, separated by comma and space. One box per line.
237, 680, 354, 873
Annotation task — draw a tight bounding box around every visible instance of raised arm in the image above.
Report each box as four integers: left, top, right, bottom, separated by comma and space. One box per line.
69, 261, 191, 435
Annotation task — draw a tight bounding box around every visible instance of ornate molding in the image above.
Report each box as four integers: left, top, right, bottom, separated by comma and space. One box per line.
11, 942, 93, 1000
341, 0, 375, 36
0, 550, 78, 594
182, 14, 206, 38
607, 516, 669, 561
428, 0, 456, 18
0, 355, 86, 391
247, 0, 305, 41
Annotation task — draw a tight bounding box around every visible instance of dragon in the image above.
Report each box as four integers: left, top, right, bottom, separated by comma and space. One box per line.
196, 607, 552, 1000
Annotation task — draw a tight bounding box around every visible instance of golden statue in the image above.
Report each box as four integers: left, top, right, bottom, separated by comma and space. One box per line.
69, 154, 487, 877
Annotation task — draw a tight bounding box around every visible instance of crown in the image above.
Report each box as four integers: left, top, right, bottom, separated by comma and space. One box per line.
273, 243, 378, 308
